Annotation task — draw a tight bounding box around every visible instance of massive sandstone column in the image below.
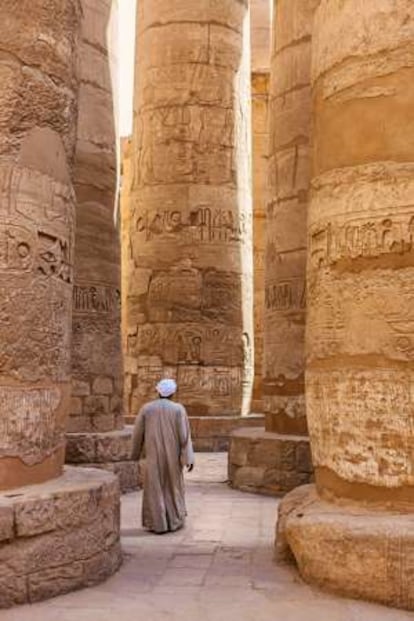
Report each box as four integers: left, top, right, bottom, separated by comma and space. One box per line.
277, 0, 414, 609
65, 0, 139, 492
229, 0, 314, 494
124, 0, 261, 449
0, 0, 121, 607
250, 0, 270, 412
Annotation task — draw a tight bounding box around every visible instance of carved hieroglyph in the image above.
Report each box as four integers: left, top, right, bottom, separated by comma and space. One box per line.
307, 0, 414, 504
0, 0, 81, 489
264, 0, 320, 434
125, 0, 254, 417
70, 0, 123, 434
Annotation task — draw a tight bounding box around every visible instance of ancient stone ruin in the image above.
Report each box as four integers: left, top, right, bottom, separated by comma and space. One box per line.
0, 0, 121, 607
65, 0, 140, 493
229, 0, 314, 495
0, 0, 413, 612
122, 0, 263, 449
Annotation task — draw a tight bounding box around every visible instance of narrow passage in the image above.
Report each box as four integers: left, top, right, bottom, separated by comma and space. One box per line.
3, 455, 412, 621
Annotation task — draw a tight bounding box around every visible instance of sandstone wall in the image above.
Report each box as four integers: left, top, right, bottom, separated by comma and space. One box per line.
70, 0, 123, 435
307, 0, 414, 506
0, 0, 81, 489
124, 0, 254, 417
264, 0, 320, 435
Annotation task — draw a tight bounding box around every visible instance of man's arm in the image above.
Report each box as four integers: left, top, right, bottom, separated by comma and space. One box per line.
177, 405, 195, 472
131, 409, 145, 461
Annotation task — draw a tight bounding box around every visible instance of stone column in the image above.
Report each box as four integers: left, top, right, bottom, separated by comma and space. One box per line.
250, 0, 271, 412
124, 0, 262, 450
0, 0, 121, 607
229, 0, 315, 495
277, 0, 414, 609
65, 0, 140, 493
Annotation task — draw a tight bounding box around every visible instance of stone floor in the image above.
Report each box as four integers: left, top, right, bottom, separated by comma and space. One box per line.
3, 454, 414, 620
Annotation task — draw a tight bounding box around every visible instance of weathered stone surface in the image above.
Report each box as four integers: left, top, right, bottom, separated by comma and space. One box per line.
70, 0, 123, 434
278, 485, 414, 610
186, 415, 264, 452
0, 467, 121, 608
251, 0, 271, 73
264, 0, 320, 436
307, 0, 414, 504
0, 0, 81, 490
66, 429, 141, 492
251, 71, 269, 411
276, 0, 414, 610
228, 429, 313, 496
123, 0, 254, 420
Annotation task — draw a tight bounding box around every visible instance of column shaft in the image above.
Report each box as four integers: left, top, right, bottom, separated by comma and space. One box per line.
264, 0, 320, 435
70, 0, 123, 435
125, 0, 254, 423
0, 0, 80, 489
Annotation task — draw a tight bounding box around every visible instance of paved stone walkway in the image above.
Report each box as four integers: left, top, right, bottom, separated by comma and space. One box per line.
3, 454, 414, 620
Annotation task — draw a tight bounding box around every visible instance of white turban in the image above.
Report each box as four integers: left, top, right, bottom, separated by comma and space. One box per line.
156, 378, 177, 398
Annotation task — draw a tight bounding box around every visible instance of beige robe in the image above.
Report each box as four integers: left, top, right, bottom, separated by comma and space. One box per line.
131, 398, 194, 534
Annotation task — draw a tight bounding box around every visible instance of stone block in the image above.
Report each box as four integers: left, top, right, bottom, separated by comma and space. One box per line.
0, 574, 27, 608
84, 395, 109, 416
82, 543, 122, 586
233, 466, 265, 490
66, 433, 96, 463
0, 505, 14, 542
0, 468, 121, 608
70, 397, 83, 416
15, 497, 57, 537
277, 484, 414, 610
28, 562, 85, 603
228, 429, 313, 496
72, 380, 91, 397
92, 376, 114, 395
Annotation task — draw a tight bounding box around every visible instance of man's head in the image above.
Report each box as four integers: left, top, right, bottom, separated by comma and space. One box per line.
156, 378, 177, 399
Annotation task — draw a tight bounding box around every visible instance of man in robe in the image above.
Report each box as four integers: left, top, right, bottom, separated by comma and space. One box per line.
131, 379, 194, 534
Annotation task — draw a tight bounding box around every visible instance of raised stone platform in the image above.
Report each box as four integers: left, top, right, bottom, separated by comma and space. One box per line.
66, 428, 141, 493
228, 428, 313, 496
276, 484, 414, 610
0, 467, 122, 608
189, 415, 265, 452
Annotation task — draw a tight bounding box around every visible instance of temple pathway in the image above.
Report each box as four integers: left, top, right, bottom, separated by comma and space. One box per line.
3, 454, 414, 620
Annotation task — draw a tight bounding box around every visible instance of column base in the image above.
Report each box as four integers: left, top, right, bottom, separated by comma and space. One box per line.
228, 428, 313, 496
66, 428, 141, 493
276, 484, 414, 610
0, 467, 122, 608
189, 415, 265, 452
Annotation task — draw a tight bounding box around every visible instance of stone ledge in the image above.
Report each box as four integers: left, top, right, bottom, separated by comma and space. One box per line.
66, 428, 134, 463
65, 428, 141, 492
0, 467, 122, 608
276, 484, 414, 610
70, 460, 143, 494
228, 428, 313, 496
190, 415, 265, 452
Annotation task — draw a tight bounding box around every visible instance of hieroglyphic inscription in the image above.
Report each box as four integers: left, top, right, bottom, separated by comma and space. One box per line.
134, 207, 252, 245
178, 366, 242, 398
0, 387, 62, 464
148, 268, 202, 309
133, 324, 244, 366
0, 225, 35, 272
265, 278, 306, 311
0, 166, 75, 282
307, 368, 414, 487
310, 213, 414, 269
73, 284, 121, 314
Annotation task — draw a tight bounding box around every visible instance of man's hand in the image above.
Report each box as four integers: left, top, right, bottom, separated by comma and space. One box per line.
187, 463, 194, 473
